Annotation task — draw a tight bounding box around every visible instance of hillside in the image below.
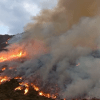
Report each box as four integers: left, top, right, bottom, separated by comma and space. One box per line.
0, 35, 53, 100
0, 35, 99, 100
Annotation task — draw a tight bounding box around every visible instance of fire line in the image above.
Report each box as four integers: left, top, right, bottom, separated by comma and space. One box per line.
0, 51, 26, 62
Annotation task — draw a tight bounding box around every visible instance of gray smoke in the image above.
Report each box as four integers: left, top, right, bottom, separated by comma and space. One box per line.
1, 0, 100, 99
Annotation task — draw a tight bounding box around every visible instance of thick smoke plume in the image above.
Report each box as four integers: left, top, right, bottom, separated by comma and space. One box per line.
1, 0, 100, 99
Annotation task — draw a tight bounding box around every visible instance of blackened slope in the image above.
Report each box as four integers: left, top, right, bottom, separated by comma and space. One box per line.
0, 35, 14, 51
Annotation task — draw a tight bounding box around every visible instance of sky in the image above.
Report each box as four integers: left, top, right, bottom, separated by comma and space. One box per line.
0, 0, 57, 35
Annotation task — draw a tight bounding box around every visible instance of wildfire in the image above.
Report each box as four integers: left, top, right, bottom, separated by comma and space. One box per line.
39, 92, 56, 99
0, 40, 57, 99
24, 87, 29, 94
39, 92, 50, 98
0, 51, 26, 62
31, 84, 57, 99
1, 67, 6, 71
15, 82, 29, 95
14, 82, 29, 95
19, 82, 29, 87
0, 76, 10, 84
15, 86, 23, 91
14, 82, 57, 98
14, 77, 22, 80
31, 84, 39, 91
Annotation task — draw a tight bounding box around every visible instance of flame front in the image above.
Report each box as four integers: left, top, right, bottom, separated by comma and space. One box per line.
0, 76, 10, 84
14, 77, 22, 80
0, 41, 57, 99
39, 92, 56, 99
15, 82, 30, 95
31, 84, 39, 91
14, 82, 57, 99
0, 51, 26, 62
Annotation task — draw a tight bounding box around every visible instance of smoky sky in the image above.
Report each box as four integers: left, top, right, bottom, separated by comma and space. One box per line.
0, 0, 57, 35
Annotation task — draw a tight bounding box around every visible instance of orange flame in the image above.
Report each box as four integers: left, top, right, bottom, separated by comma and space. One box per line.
15, 82, 29, 95
0, 51, 26, 62
15, 86, 23, 91
39, 91, 56, 99
19, 82, 29, 88
31, 83, 57, 99
14, 82, 57, 98
0, 40, 53, 98
1, 67, 6, 71
39, 92, 43, 96
31, 84, 39, 91
24, 87, 29, 94
14, 77, 22, 80
33, 86, 39, 91
0, 76, 10, 84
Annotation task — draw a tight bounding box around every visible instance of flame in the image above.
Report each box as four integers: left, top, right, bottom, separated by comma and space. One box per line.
39, 92, 43, 96
1, 67, 6, 71
0, 40, 53, 99
14, 77, 22, 80
14, 82, 57, 98
15, 82, 30, 95
31, 84, 39, 91
0, 51, 26, 62
24, 87, 29, 94
19, 82, 29, 88
39, 91, 56, 99
33, 86, 39, 91
0, 76, 10, 84
15, 86, 23, 91
31, 83, 57, 99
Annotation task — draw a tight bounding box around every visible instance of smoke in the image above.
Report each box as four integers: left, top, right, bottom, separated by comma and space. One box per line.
1, 0, 100, 99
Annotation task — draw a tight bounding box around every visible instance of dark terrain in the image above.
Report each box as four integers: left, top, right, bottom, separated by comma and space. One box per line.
0, 35, 13, 51
0, 35, 99, 100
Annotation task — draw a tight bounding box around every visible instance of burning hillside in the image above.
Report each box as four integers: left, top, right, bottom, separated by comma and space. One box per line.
0, 35, 54, 100
1, 0, 100, 100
